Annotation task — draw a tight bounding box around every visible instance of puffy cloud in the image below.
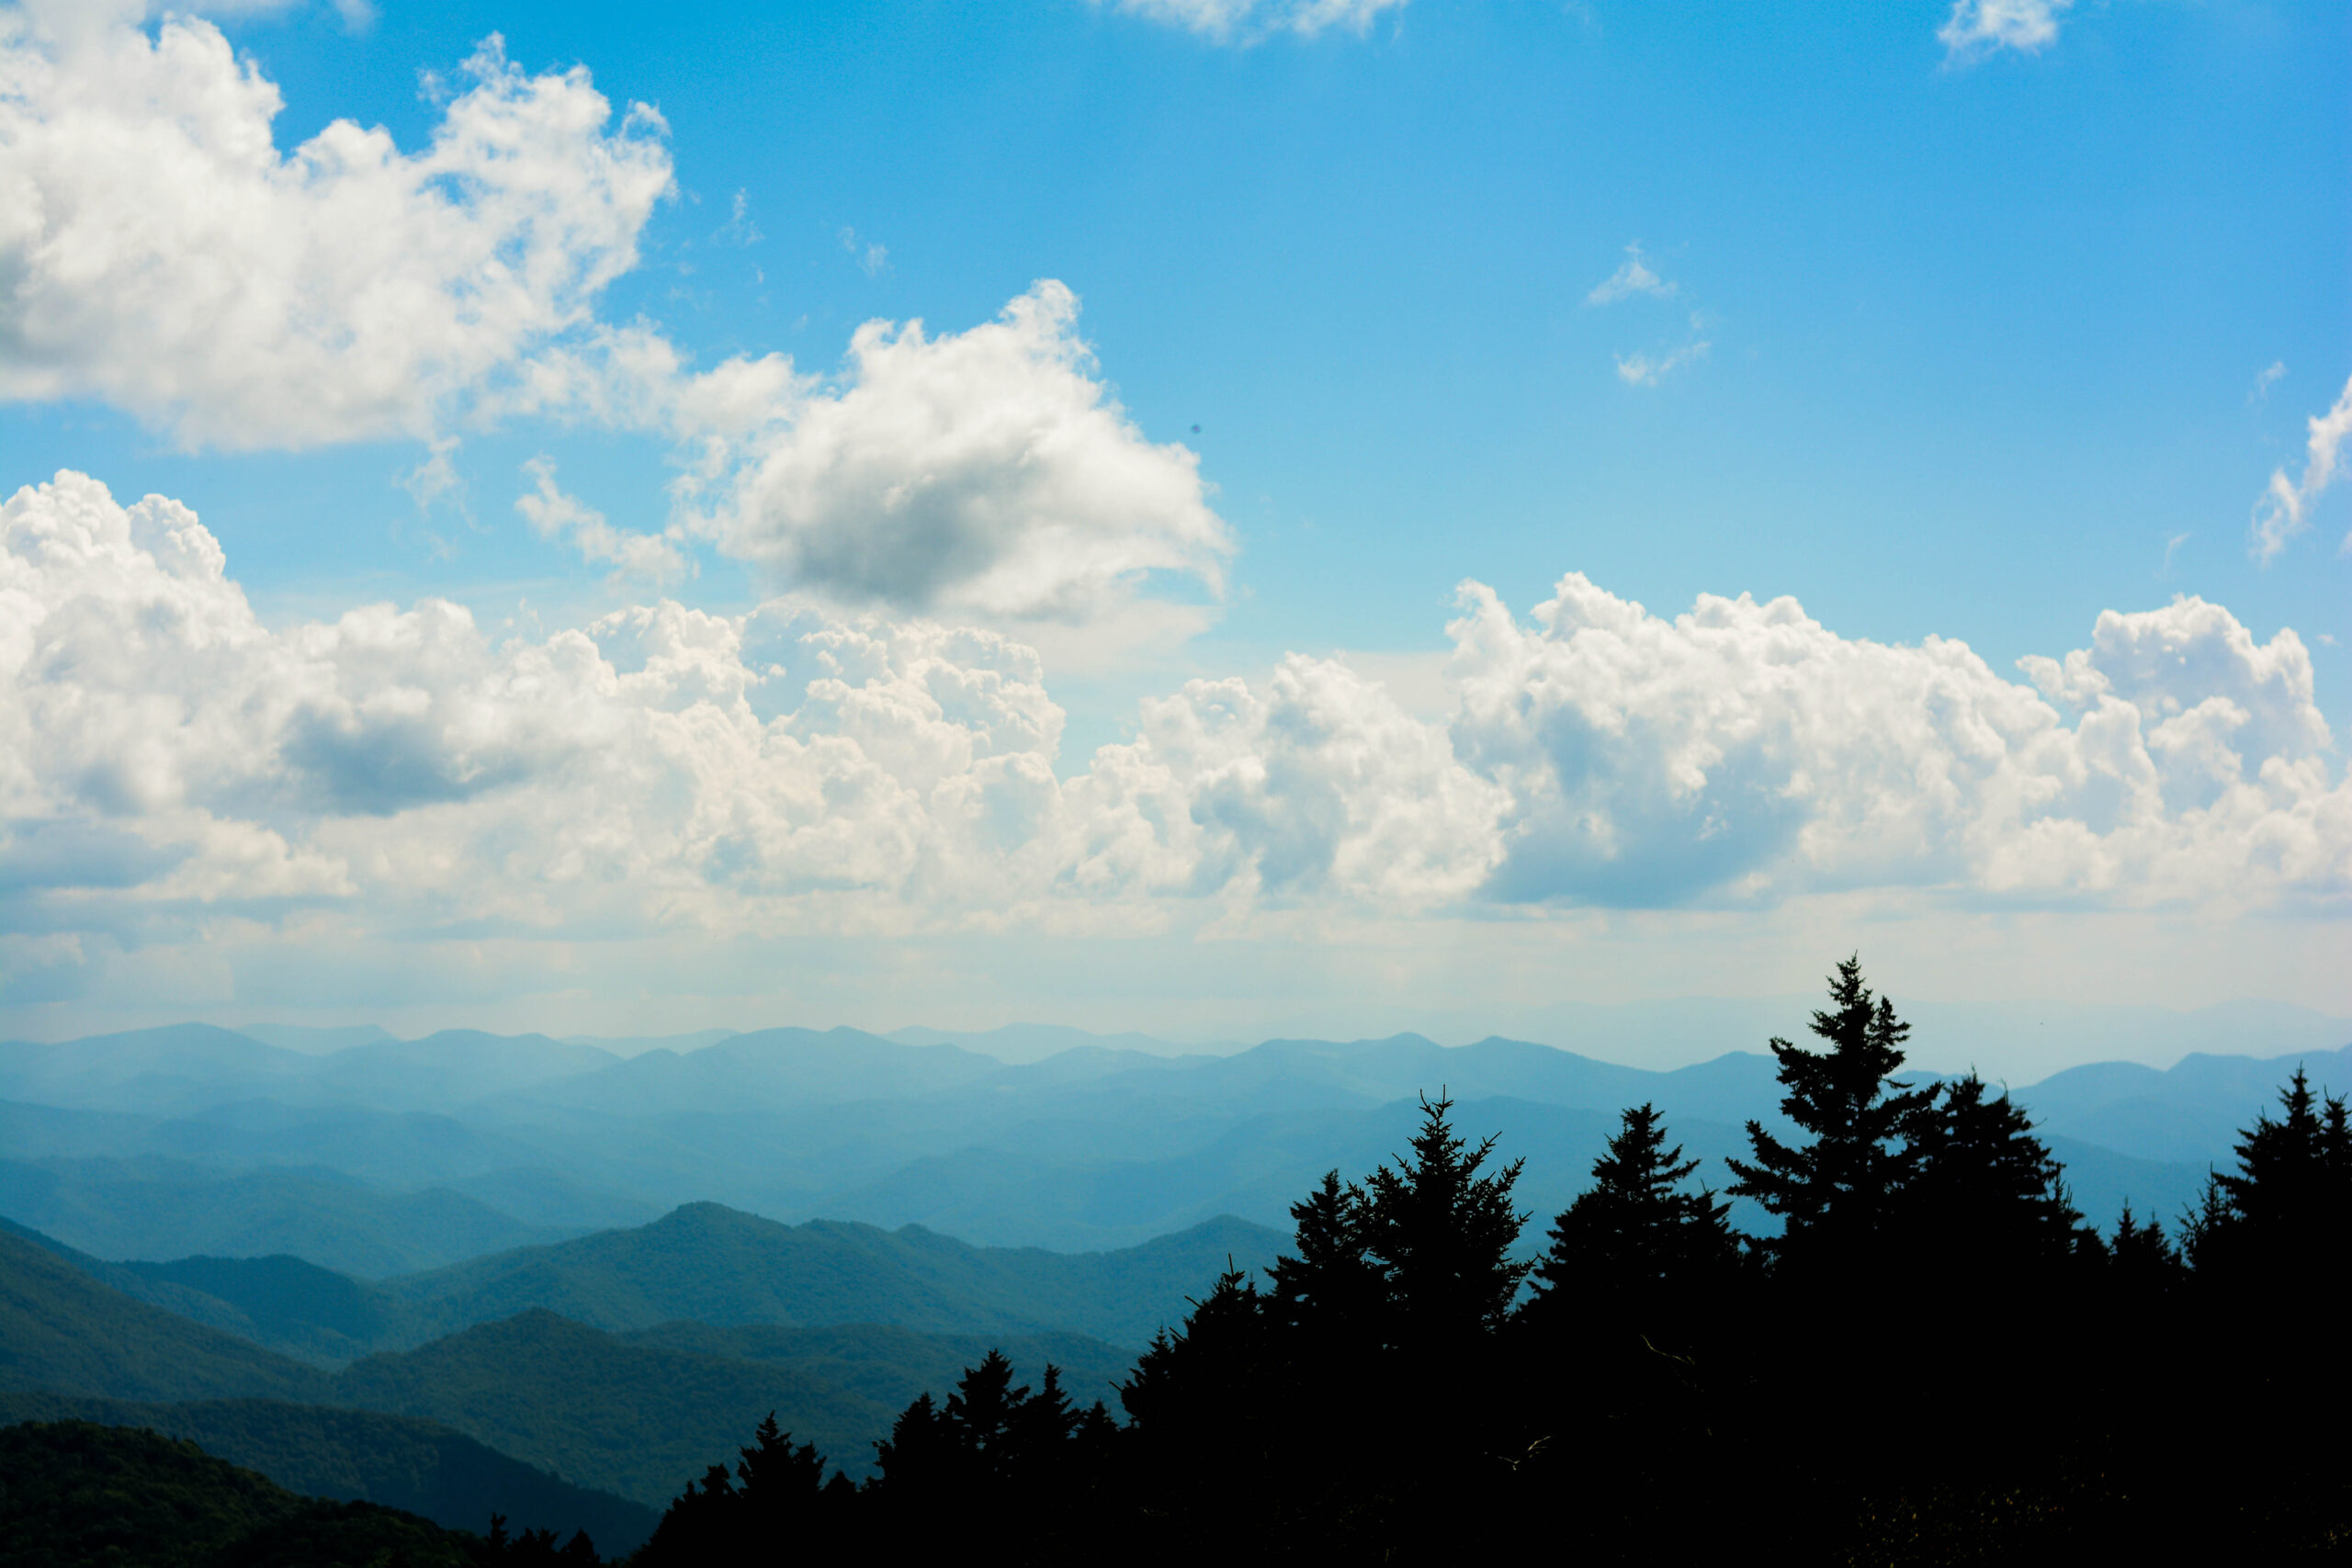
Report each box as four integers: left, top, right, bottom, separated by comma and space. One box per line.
1102, 0, 1407, 44
0, 5, 672, 448
1938, 0, 2071, 62
1453, 576, 2350, 908
5, 474, 2346, 967
1066, 657, 1508, 907
1585, 243, 1677, 307
2250, 371, 2352, 563
699, 282, 1234, 622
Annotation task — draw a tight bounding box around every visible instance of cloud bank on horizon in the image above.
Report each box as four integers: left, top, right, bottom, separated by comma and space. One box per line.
5, 470, 2344, 948
0, 1, 2344, 1024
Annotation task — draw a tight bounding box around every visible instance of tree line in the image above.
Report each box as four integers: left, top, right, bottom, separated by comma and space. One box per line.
637, 957, 2352, 1562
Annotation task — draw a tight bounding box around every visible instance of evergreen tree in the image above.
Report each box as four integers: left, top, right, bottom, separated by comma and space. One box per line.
2196, 1066, 2350, 1295
2219, 1067, 2333, 1240
870, 1392, 954, 1495
2108, 1203, 2186, 1297
943, 1348, 1029, 1475
1360, 1092, 1532, 1348
1724, 955, 1938, 1273
1902, 1072, 2091, 1270
1262, 1168, 1383, 1342
1525, 1102, 1739, 1331
1003, 1362, 1079, 1477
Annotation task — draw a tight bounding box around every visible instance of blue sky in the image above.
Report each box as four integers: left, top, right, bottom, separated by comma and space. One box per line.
2, 0, 2346, 1054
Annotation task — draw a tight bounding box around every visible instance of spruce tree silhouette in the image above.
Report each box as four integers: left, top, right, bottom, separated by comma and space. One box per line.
635, 1412, 841, 1562
870, 1392, 953, 1496
1526, 1101, 1739, 1337
1903, 1071, 2092, 1273
1724, 955, 1937, 1275
2108, 1202, 2187, 1297
2199, 1066, 2350, 1300
943, 1348, 1028, 1479
1361, 1091, 1532, 1349
1262, 1168, 1383, 1342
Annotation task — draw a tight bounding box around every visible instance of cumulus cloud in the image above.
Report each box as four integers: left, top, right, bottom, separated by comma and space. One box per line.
0, 4, 672, 448
1938, 0, 2071, 62
2250, 371, 2352, 564
1102, 0, 1407, 44
1453, 576, 2348, 908
1585, 243, 1677, 307
6, 474, 2346, 973
700, 282, 1234, 622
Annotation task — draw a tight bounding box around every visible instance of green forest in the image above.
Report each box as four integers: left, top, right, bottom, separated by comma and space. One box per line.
6, 961, 2348, 1564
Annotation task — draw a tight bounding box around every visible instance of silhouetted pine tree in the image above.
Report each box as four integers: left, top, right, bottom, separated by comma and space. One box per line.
1117, 1269, 1286, 1545
870, 1392, 954, 1496
635, 1413, 842, 1562
1361, 1091, 1532, 1349
2193, 1066, 2350, 1300
1526, 1102, 1740, 1336
1903, 1072, 2093, 1273
943, 1348, 1027, 1478
1262, 1168, 1384, 1343
1724, 955, 1937, 1274
2108, 1203, 2187, 1297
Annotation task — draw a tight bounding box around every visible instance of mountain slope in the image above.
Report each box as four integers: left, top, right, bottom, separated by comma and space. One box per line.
378, 1202, 1285, 1348
0, 1421, 476, 1568
0, 1226, 329, 1404
0, 1155, 565, 1277
329, 1309, 890, 1506
0, 1393, 656, 1555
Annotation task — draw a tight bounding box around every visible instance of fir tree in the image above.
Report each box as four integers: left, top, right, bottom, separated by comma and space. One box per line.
2108, 1203, 2186, 1297
943, 1348, 1029, 1473
1360, 1091, 1532, 1347
870, 1392, 954, 1495
1262, 1168, 1383, 1342
1526, 1102, 1739, 1329
1724, 955, 1938, 1273
1903, 1072, 2091, 1270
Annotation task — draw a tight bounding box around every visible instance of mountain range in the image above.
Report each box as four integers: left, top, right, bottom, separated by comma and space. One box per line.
6, 1021, 2342, 1265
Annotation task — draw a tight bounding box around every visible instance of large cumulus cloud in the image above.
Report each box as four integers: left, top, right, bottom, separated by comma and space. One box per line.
1452, 575, 2349, 908
698, 283, 1234, 621
0, 7, 1232, 626
4, 472, 2346, 999
0, 3, 673, 448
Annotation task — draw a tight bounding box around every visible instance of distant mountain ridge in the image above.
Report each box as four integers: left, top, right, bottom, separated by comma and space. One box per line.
2, 1018, 2340, 1263
0, 1216, 1167, 1507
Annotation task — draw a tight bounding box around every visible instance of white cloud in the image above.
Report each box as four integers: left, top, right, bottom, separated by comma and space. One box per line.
514, 458, 687, 583
1453, 575, 2348, 908
1614, 338, 1710, 386
1585, 243, 1677, 307
1938, 0, 2071, 62
5, 474, 2346, 987
2253, 361, 2287, 403
0, 6, 672, 448
2250, 372, 2352, 563
1102, 0, 1407, 44
700, 282, 1234, 622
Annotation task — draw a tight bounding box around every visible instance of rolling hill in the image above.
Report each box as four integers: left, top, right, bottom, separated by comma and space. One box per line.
0, 1393, 656, 1554
378, 1201, 1285, 1348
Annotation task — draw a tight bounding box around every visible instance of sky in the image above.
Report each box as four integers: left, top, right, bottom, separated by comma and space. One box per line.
1, 0, 2347, 1060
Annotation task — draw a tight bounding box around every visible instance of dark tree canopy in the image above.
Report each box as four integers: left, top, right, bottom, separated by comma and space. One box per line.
1904, 1071, 2092, 1271
1724, 955, 1938, 1272
1528, 1101, 1739, 1332
1360, 1092, 1532, 1347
